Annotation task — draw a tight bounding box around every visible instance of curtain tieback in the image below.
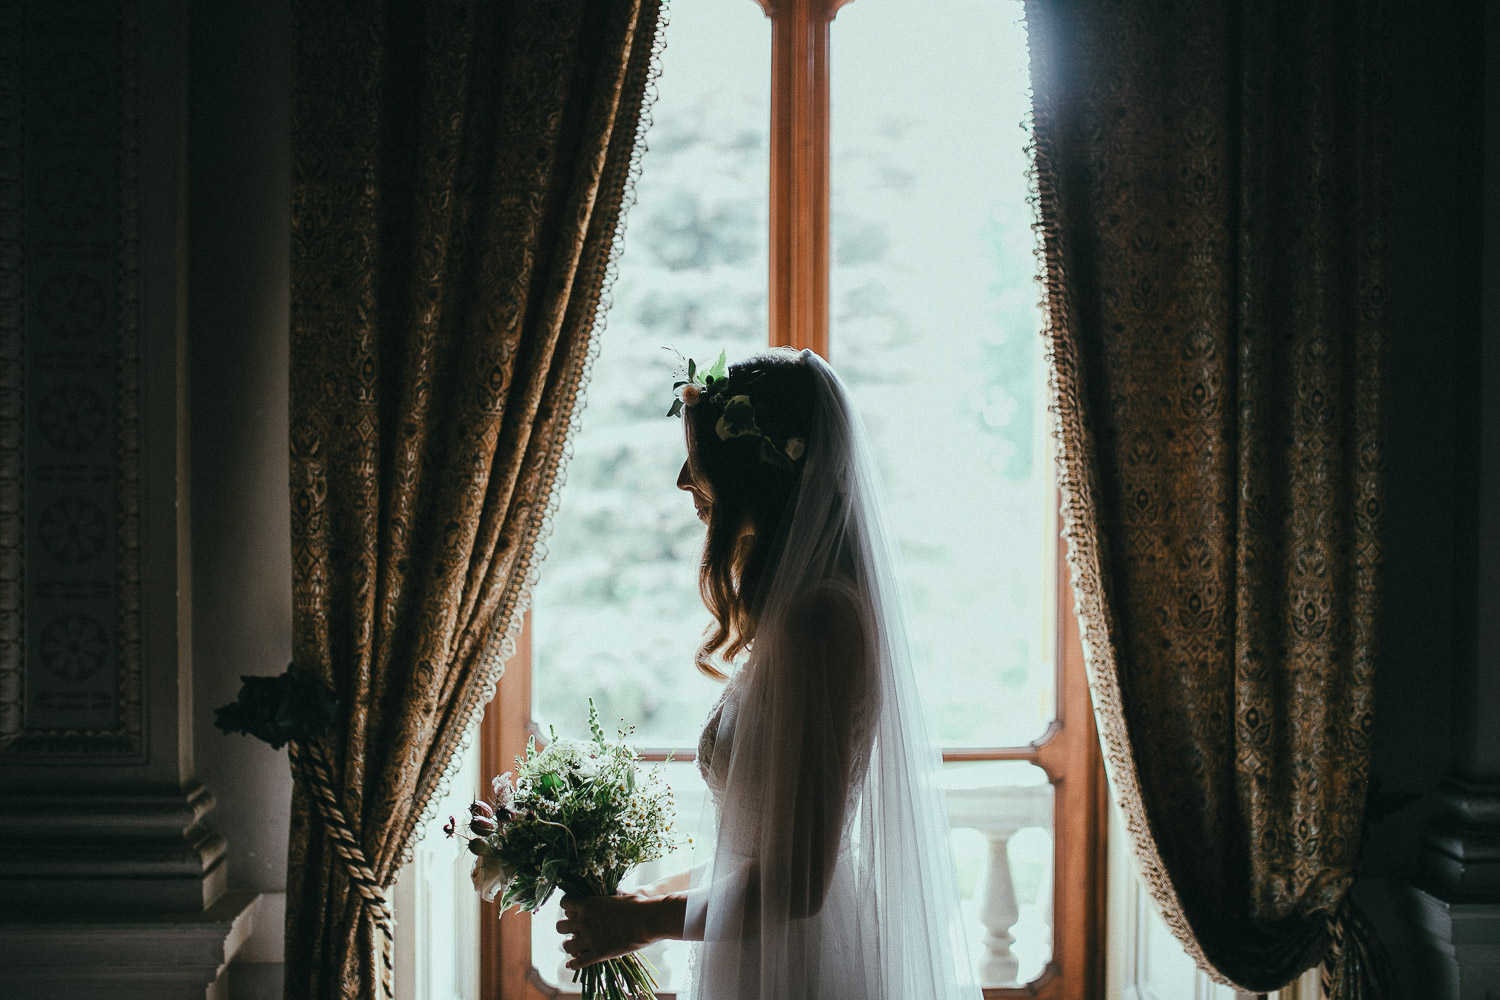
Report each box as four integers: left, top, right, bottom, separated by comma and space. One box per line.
290, 739, 396, 1000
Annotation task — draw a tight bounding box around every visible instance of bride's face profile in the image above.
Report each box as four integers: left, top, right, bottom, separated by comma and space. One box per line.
677, 455, 711, 524
677, 422, 712, 524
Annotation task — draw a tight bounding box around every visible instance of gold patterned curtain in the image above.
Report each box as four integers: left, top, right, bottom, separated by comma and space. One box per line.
283, 2, 662, 997
1025, 1, 1395, 995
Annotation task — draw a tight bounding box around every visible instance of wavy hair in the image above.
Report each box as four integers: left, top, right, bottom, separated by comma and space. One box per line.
683, 348, 816, 679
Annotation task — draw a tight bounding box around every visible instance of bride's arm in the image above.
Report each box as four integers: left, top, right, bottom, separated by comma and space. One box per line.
631, 861, 704, 896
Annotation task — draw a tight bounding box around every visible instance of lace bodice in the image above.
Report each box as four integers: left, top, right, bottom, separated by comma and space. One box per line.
693, 578, 876, 815
696, 667, 745, 804
694, 580, 873, 810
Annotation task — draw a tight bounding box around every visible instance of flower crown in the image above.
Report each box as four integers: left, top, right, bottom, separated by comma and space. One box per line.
666, 348, 806, 470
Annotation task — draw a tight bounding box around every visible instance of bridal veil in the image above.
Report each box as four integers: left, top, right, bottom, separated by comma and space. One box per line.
685, 349, 981, 1000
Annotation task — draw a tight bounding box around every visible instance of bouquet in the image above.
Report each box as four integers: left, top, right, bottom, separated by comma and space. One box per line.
448, 702, 675, 1000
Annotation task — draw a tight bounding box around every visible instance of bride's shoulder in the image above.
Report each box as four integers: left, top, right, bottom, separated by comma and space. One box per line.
784, 577, 866, 644
780, 579, 875, 706
787, 574, 860, 609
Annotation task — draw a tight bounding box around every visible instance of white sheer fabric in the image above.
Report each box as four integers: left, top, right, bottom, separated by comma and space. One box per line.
685, 350, 980, 1000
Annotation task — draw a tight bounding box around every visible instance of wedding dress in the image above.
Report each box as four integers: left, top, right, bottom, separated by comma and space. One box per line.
683, 350, 981, 1000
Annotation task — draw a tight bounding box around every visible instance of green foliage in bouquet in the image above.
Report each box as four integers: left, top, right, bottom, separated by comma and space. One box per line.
449, 701, 675, 1000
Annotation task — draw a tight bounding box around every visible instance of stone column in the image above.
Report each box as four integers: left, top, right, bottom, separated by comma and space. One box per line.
0, 1, 255, 996
1402, 7, 1500, 993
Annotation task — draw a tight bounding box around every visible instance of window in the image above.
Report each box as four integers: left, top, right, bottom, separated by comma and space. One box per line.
394, 739, 482, 1000
478, 2, 1105, 997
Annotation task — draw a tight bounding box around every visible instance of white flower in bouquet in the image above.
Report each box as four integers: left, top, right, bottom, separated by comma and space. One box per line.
470, 853, 515, 902
541, 736, 604, 780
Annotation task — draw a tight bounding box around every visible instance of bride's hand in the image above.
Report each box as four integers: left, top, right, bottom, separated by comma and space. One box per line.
557, 891, 674, 970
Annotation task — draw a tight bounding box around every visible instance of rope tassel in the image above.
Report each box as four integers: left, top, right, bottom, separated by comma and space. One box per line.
291, 740, 397, 1000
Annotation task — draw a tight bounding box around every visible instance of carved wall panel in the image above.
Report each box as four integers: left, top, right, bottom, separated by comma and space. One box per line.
0, 0, 144, 758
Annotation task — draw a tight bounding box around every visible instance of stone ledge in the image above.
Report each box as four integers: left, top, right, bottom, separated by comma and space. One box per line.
0, 783, 217, 840
235, 890, 285, 964
0, 890, 259, 1000
1404, 883, 1500, 949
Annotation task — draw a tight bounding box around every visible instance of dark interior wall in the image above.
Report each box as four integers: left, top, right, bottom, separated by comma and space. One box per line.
187, 0, 294, 903
1368, 0, 1483, 865
1365, 0, 1480, 865
1357, 0, 1486, 988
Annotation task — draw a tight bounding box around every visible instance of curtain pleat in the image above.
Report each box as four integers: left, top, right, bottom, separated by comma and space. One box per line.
1025, 0, 1396, 994
284, 2, 663, 997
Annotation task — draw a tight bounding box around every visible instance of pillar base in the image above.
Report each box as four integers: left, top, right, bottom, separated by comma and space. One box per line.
1400, 882, 1500, 1000
1423, 777, 1500, 897
1405, 776, 1500, 998
0, 782, 227, 915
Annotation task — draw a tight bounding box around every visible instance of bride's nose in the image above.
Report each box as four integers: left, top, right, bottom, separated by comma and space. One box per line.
677, 459, 693, 492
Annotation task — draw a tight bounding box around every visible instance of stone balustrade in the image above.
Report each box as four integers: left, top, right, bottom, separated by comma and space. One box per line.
940, 777, 1053, 986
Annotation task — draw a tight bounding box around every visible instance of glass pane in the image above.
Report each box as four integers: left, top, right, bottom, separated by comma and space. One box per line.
531, 760, 712, 992
531, 0, 771, 749
395, 740, 482, 1000
829, 0, 1053, 747
941, 760, 1054, 987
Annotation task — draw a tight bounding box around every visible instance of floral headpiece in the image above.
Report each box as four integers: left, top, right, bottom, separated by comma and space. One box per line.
666, 348, 806, 470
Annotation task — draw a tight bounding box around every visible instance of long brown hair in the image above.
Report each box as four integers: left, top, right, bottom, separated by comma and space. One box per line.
684, 349, 816, 678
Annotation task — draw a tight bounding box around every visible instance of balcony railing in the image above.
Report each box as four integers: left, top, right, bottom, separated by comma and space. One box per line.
525, 771, 1055, 993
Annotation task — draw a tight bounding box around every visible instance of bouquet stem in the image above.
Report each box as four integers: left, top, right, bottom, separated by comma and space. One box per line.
575, 952, 658, 1000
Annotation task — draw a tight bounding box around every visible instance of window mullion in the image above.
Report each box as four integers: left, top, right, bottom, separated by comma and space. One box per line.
764, 0, 842, 356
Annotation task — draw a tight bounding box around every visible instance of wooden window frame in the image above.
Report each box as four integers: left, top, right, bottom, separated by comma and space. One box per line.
479, 2, 1106, 997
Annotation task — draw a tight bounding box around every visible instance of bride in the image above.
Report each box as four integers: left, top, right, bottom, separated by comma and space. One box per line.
557, 348, 981, 1000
